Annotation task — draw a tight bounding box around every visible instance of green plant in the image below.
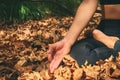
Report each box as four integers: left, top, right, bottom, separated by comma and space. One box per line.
0, 0, 43, 24
33, 0, 81, 17
0, 0, 81, 24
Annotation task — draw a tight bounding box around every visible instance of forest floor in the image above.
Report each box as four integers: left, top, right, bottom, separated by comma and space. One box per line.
0, 10, 120, 80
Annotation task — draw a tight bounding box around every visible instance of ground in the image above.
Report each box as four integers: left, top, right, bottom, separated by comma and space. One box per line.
0, 10, 120, 80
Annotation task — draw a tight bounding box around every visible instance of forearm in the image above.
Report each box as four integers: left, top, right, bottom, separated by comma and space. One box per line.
64, 0, 98, 46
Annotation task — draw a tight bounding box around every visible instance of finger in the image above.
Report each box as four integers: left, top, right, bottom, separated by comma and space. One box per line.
47, 44, 54, 54
50, 58, 62, 73
48, 53, 53, 61
49, 48, 70, 73
49, 56, 63, 73
47, 49, 52, 61
49, 49, 64, 71
47, 44, 56, 61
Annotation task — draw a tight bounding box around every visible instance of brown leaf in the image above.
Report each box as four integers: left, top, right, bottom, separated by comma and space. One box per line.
73, 68, 83, 80
111, 69, 120, 78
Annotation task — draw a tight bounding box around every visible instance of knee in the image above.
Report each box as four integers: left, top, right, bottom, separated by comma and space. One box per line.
92, 29, 101, 38
71, 41, 90, 52
70, 41, 93, 63
114, 40, 120, 52
92, 29, 98, 35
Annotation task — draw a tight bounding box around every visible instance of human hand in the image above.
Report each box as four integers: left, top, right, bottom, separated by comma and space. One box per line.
47, 39, 71, 73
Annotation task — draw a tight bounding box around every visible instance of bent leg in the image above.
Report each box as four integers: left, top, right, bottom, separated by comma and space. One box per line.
93, 29, 120, 52
93, 29, 119, 49
114, 40, 120, 52
70, 38, 118, 66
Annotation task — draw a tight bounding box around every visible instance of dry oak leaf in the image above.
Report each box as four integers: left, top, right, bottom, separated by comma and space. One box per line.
54, 76, 66, 80
63, 55, 79, 68
0, 30, 6, 38
54, 66, 72, 80
40, 69, 51, 80
82, 65, 100, 79
14, 57, 27, 69
73, 68, 84, 80
111, 69, 120, 78
18, 72, 43, 80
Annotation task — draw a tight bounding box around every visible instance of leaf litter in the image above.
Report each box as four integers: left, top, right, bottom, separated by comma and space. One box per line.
0, 7, 120, 80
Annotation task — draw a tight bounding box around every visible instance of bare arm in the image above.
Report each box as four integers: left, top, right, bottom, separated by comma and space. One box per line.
48, 0, 98, 73
64, 0, 98, 45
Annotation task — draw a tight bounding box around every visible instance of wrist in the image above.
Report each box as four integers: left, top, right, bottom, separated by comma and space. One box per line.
63, 36, 76, 47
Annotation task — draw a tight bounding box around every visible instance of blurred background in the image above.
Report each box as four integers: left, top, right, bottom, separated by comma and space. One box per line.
0, 0, 81, 24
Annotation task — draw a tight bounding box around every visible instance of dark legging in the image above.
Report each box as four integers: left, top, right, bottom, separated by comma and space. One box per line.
70, 20, 120, 66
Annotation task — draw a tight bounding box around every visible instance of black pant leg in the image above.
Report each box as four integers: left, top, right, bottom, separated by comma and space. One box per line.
70, 38, 118, 66
114, 40, 120, 52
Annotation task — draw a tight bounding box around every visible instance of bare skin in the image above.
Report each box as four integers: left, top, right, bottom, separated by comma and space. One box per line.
47, 39, 71, 73
92, 29, 119, 49
104, 5, 120, 19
